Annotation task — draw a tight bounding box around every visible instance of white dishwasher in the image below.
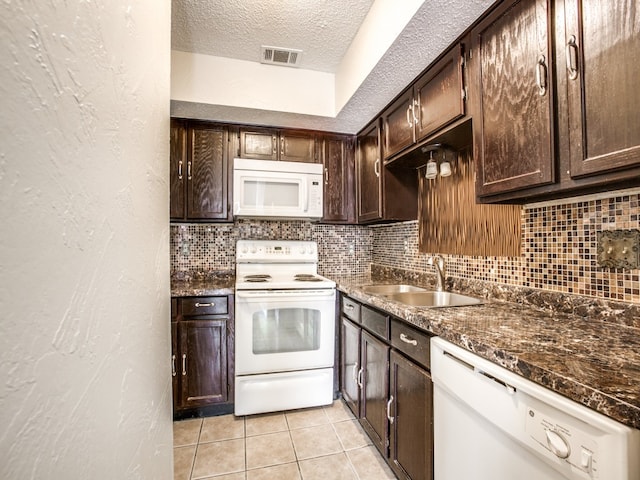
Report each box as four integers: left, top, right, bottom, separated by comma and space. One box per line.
430, 337, 640, 480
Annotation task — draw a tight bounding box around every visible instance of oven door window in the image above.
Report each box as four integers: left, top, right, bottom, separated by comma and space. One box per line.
252, 307, 320, 354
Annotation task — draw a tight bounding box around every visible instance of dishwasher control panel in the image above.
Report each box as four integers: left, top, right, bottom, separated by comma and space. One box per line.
525, 403, 599, 477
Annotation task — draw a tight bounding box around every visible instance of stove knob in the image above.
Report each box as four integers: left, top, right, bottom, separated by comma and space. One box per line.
299, 246, 306, 254
240, 245, 248, 254
250, 246, 257, 254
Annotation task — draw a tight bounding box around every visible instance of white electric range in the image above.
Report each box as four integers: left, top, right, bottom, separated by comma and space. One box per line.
234, 240, 336, 416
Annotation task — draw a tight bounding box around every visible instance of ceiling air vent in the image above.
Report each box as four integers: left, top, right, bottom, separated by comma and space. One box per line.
261, 46, 302, 68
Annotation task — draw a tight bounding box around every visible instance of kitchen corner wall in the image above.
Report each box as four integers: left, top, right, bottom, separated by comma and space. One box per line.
171, 190, 639, 305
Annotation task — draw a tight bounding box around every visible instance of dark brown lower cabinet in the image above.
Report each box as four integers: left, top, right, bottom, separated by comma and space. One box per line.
172, 296, 234, 418
179, 319, 228, 408
340, 317, 361, 417
389, 351, 433, 480
339, 295, 434, 480
360, 330, 390, 456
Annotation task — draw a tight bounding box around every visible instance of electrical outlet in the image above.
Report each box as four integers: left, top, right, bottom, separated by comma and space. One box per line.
597, 229, 640, 269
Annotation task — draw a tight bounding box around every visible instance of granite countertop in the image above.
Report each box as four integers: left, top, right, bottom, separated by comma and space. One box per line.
171, 271, 235, 297
336, 274, 640, 430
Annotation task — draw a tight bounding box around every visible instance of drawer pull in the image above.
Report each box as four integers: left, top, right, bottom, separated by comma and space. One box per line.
195, 302, 215, 307
344, 304, 354, 310
386, 395, 395, 424
400, 333, 418, 346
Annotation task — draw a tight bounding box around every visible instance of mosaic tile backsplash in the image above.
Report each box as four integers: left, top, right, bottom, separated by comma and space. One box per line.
171, 190, 640, 304
170, 220, 373, 277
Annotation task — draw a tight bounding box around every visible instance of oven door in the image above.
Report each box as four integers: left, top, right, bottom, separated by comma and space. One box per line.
235, 289, 336, 375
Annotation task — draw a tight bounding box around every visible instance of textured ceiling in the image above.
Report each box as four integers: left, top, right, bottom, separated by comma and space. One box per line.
171, 0, 496, 134
172, 0, 375, 73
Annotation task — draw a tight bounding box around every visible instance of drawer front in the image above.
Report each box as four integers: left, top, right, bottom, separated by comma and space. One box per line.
361, 306, 389, 340
390, 319, 431, 368
181, 296, 228, 316
341, 296, 361, 323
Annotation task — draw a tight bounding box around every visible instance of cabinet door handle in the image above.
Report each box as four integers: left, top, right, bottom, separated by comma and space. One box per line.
399, 333, 418, 346
187, 160, 192, 180
352, 363, 359, 384
535, 54, 548, 96
406, 104, 413, 127
374, 158, 380, 178
272, 135, 277, 155
386, 395, 394, 423
412, 99, 419, 126
178, 161, 183, 180
325, 167, 329, 186
172, 354, 176, 377
194, 302, 214, 307
280, 136, 285, 156
181, 353, 187, 376
565, 35, 579, 80
357, 367, 364, 389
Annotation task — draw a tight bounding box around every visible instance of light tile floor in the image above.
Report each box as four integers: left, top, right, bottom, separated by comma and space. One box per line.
173, 400, 397, 480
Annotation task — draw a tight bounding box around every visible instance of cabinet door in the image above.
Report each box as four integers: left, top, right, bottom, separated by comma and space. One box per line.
564, 0, 640, 178
187, 125, 230, 220
170, 119, 187, 219
322, 135, 355, 223
382, 90, 415, 160
239, 128, 278, 160
388, 351, 433, 480
279, 130, 317, 163
360, 330, 390, 457
414, 43, 465, 141
473, 0, 555, 197
179, 319, 228, 408
340, 317, 361, 418
171, 320, 179, 411
356, 122, 383, 223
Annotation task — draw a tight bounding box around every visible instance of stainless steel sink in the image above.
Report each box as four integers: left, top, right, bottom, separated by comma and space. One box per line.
361, 284, 427, 295
383, 291, 483, 308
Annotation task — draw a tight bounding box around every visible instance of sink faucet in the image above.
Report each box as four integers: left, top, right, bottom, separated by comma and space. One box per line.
427, 255, 446, 292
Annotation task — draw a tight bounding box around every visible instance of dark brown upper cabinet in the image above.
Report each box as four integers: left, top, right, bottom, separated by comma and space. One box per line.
320, 133, 356, 224
356, 121, 384, 223
356, 120, 419, 224
170, 120, 232, 222
239, 127, 318, 162
382, 44, 466, 161
563, 0, 640, 179
471, 0, 555, 198
472, 0, 640, 202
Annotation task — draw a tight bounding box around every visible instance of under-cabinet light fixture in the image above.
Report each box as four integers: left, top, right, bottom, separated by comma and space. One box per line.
421, 143, 452, 179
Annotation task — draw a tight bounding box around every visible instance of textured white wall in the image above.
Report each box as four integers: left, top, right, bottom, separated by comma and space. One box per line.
0, 1, 173, 479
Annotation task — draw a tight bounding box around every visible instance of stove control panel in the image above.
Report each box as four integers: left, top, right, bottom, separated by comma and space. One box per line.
237, 240, 318, 262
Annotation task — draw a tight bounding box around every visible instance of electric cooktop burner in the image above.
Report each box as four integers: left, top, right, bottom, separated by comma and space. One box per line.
294, 274, 323, 282
244, 274, 272, 283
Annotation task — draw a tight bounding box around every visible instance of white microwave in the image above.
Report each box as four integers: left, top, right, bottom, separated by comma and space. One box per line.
233, 158, 324, 220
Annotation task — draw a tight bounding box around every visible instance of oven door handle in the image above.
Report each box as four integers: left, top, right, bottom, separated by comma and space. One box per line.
236, 289, 335, 299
